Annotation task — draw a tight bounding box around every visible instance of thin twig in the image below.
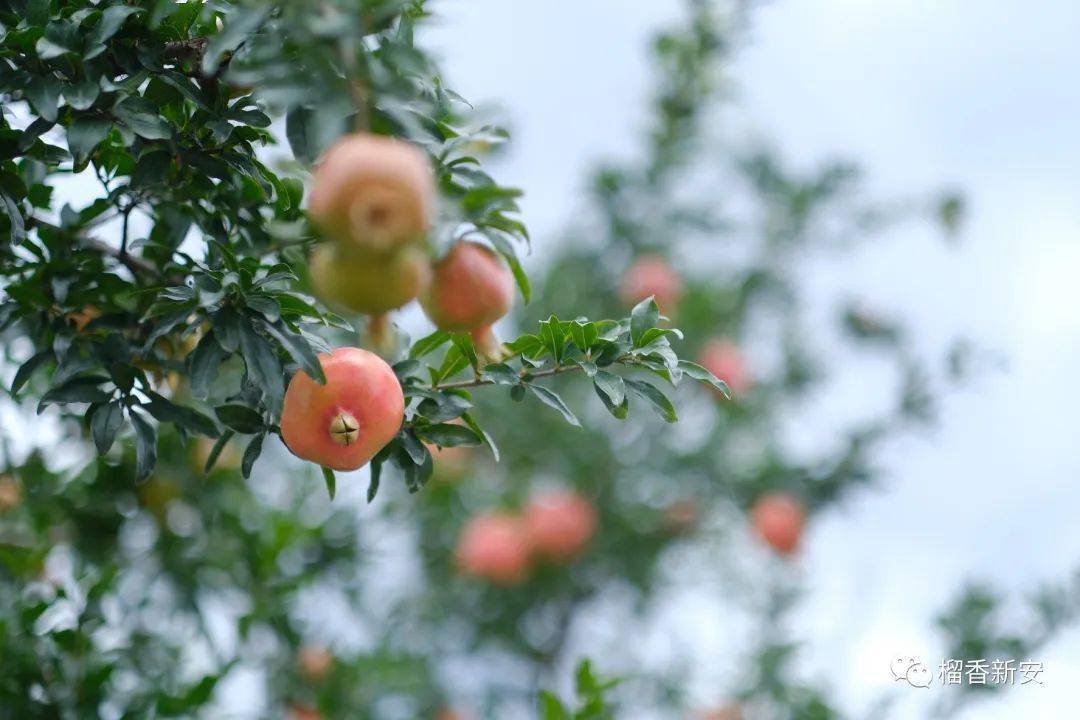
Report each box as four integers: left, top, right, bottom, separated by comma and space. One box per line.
435, 363, 583, 390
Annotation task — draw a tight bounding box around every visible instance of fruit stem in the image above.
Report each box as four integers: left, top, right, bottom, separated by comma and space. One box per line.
366, 314, 395, 355
471, 325, 510, 364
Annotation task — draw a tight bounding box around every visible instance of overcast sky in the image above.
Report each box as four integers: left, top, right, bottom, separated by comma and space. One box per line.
423, 1, 1080, 716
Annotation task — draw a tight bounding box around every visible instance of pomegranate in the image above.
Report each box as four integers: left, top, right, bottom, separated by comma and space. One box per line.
698, 338, 753, 398
309, 243, 429, 317
523, 490, 597, 562
420, 241, 515, 361
456, 512, 531, 585
309, 242, 430, 351
288, 705, 322, 720
750, 492, 806, 557
280, 347, 404, 472
619, 254, 683, 314
0, 475, 22, 513
298, 646, 333, 682
308, 133, 435, 252
697, 705, 744, 720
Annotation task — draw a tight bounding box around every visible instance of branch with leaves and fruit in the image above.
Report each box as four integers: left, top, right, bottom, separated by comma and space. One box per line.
1, 0, 726, 504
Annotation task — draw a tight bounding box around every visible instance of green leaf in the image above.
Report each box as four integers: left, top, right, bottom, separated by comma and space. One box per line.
570, 320, 599, 353
593, 370, 625, 407
525, 383, 580, 427
538, 316, 566, 364
143, 390, 219, 437
415, 423, 482, 448
322, 466, 336, 501
482, 362, 520, 385
89, 6, 142, 47
66, 118, 112, 167
625, 378, 678, 422
399, 429, 427, 465
130, 409, 158, 481
202, 7, 270, 76
415, 391, 471, 423
214, 404, 265, 434
259, 319, 325, 384
409, 330, 452, 359
26, 75, 61, 122
638, 327, 683, 347
594, 340, 630, 367
241, 432, 264, 479
63, 77, 100, 111
486, 231, 532, 303
368, 445, 394, 502
38, 376, 110, 412
630, 296, 660, 346
90, 401, 125, 454
238, 323, 284, 415
36, 22, 80, 61
114, 97, 171, 140
460, 411, 499, 462
678, 360, 729, 397
539, 692, 569, 720
450, 333, 480, 371
188, 331, 227, 399
26, 0, 49, 26
10, 349, 52, 395
203, 430, 235, 473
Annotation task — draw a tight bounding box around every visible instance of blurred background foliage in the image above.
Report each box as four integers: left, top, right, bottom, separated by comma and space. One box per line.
1, 0, 1072, 719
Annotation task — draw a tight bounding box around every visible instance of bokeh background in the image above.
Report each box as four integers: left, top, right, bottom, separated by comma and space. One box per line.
419, 1, 1080, 716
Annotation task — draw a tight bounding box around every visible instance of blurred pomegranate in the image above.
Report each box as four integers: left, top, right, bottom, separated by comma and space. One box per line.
288, 704, 323, 720
456, 512, 531, 584
619, 254, 683, 314
524, 490, 598, 562
0, 475, 22, 512
698, 338, 753, 398
750, 492, 806, 557
696, 704, 744, 720
298, 645, 333, 682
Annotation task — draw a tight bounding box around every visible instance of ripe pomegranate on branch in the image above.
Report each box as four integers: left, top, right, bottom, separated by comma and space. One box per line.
0, 0, 726, 502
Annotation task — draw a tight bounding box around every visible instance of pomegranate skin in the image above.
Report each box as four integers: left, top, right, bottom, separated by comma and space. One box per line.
280, 348, 404, 471
421, 241, 514, 332
309, 242, 430, 316
699, 338, 753, 397
456, 512, 531, 585
524, 491, 597, 561
750, 492, 806, 556
619, 254, 683, 314
308, 133, 435, 252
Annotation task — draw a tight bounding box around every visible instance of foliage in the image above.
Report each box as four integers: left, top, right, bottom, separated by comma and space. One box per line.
0, 1, 1071, 719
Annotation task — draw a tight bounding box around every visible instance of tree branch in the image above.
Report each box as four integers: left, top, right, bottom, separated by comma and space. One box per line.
435, 363, 584, 390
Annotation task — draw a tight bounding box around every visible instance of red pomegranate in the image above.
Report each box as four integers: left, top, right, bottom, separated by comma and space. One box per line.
619, 254, 683, 314
524, 490, 598, 562
698, 338, 753, 398
280, 347, 404, 471
420, 241, 515, 361
456, 512, 531, 585
750, 492, 806, 557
